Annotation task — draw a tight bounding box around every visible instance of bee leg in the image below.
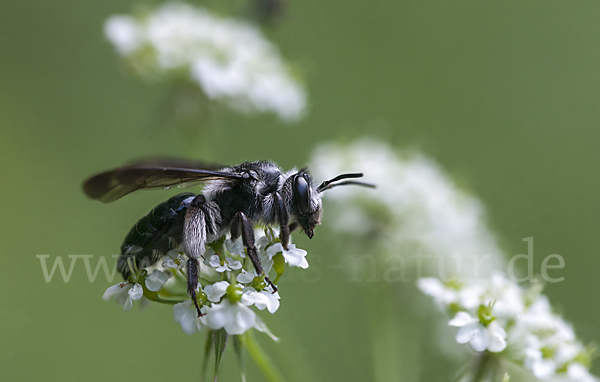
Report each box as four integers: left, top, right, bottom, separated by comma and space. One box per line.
231, 211, 278, 292
275, 192, 290, 250
288, 221, 300, 233
184, 195, 208, 317
186, 257, 203, 316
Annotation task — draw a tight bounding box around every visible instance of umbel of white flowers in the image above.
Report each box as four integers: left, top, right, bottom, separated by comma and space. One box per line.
104, 2, 307, 122
310, 138, 504, 280
103, 228, 309, 337
418, 274, 598, 382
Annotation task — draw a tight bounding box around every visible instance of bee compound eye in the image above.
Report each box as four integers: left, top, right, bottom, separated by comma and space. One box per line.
294, 175, 310, 215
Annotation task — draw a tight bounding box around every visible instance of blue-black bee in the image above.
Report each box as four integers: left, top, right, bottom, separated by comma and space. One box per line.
83, 158, 373, 315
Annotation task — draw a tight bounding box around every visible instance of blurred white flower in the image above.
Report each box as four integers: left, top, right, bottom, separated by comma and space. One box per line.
205, 299, 256, 335
104, 3, 307, 122
103, 282, 144, 311
567, 363, 598, 382
310, 139, 504, 279
225, 237, 245, 257
145, 269, 170, 291
174, 299, 207, 334
104, 16, 142, 55
161, 257, 178, 269
449, 311, 507, 353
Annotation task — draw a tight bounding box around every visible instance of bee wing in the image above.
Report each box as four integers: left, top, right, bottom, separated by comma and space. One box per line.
127, 156, 226, 171
82, 165, 244, 203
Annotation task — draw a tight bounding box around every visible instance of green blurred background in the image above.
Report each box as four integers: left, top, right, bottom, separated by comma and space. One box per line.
2, 0, 600, 380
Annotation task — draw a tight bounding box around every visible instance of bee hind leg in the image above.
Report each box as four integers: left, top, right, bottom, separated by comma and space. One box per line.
184, 195, 209, 317
186, 257, 204, 316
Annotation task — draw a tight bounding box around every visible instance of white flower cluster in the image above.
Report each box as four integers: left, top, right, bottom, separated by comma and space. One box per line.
103, 228, 309, 337
104, 3, 307, 122
309, 139, 503, 279
418, 274, 597, 382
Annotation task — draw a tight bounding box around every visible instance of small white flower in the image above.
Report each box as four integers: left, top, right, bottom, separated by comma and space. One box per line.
256, 235, 270, 251
204, 281, 229, 302
145, 269, 170, 292
236, 269, 256, 284
242, 287, 280, 313
205, 299, 256, 335
449, 311, 507, 353
209, 255, 242, 272
225, 238, 245, 257
258, 247, 274, 274
173, 300, 207, 334
267, 243, 309, 269
524, 342, 556, 380
103, 282, 144, 311
226, 257, 242, 270
162, 257, 178, 269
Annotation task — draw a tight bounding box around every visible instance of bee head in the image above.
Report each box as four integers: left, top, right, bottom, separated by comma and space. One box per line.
282, 169, 322, 239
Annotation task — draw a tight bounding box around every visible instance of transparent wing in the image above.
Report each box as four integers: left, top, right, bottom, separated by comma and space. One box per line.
82, 165, 243, 203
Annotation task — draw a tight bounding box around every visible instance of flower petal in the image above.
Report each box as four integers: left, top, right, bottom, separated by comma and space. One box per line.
103, 283, 129, 301
449, 311, 475, 327
128, 283, 144, 301
226, 258, 242, 270
122, 297, 133, 311
209, 255, 221, 268
225, 303, 255, 335
254, 315, 279, 342
205, 281, 229, 302
174, 300, 192, 323
486, 322, 507, 353
225, 238, 245, 257
455, 322, 479, 344
282, 245, 309, 268
205, 300, 233, 330
532, 359, 556, 379
236, 269, 255, 284
145, 270, 170, 291
469, 326, 490, 352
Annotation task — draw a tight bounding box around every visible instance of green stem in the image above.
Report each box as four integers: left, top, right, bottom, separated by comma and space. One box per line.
245, 331, 286, 382
368, 280, 423, 382
451, 363, 470, 382
471, 353, 495, 382
146, 296, 185, 305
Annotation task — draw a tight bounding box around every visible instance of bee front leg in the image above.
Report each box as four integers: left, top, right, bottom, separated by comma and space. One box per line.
231, 211, 278, 292
184, 195, 208, 317
275, 192, 290, 250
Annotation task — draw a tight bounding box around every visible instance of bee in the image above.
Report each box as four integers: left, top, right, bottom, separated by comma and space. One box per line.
83, 158, 373, 315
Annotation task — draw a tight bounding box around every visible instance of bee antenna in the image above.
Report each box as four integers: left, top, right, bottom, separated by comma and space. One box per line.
317, 173, 376, 193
